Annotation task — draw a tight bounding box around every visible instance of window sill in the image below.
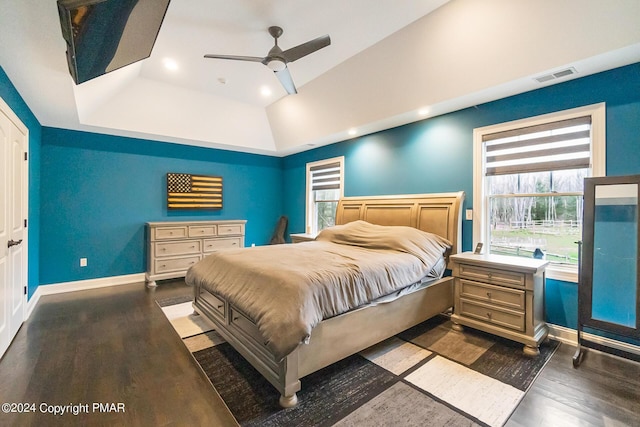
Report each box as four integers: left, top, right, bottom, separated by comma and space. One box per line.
546, 265, 578, 283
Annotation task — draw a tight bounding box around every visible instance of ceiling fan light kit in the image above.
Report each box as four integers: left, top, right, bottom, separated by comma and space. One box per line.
204, 26, 331, 95
267, 59, 286, 72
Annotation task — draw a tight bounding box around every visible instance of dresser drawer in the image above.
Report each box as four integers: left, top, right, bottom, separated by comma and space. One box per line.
155, 240, 201, 256
155, 255, 201, 273
203, 237, 242, 252
458, 263, 525, 289
459, 298, 525, 332
218, 224, 244, 236
459, 279, 525, 311
189, 225, 217, 237
153, 226, 188, 240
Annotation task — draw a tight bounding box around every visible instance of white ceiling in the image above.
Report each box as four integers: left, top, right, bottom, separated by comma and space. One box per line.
1, 0, 639, 156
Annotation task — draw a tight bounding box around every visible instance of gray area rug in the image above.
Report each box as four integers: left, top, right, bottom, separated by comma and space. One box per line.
158, 299, 559, 427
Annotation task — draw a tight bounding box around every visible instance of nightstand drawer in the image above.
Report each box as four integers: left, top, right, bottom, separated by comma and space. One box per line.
459, 298, 525, 332
155, 255, 201, 273
155, 240, 201, 256
203, 237, 242, 252
458, 263, 525, 289
459, 279, 525, 311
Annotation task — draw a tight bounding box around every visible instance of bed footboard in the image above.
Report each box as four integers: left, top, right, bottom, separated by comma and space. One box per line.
193, 283, 301, 404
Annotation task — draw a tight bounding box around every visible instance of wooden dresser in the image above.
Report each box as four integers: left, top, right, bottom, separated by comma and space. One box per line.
146, 220, 246, 287
450, 252, 549, 356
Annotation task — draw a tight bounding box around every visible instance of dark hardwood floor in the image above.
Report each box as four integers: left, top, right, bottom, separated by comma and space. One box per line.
507, 341, 640, 426
0, 280, 238, 427
1, 279, 638, 427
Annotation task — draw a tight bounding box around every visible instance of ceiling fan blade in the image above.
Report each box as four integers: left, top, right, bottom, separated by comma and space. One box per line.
275, 67, 297, 94
204, 54, 265, 63
282, 34, 331, 63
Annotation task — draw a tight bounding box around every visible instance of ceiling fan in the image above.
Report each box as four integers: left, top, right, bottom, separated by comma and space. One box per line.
204, 26, 331, 95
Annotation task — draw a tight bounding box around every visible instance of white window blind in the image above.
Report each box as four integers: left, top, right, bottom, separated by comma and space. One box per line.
310, 161, 341, 191
483, 116, 592, 176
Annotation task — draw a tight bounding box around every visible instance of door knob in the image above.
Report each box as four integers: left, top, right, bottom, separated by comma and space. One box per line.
8, 239, 23, 248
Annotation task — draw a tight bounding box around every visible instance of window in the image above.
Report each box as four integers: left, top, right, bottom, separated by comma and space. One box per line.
306, 157, 344, 235
473, 104, 605, 281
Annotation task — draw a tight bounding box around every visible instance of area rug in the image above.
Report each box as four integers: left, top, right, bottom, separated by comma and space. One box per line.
158, 297, 559, 427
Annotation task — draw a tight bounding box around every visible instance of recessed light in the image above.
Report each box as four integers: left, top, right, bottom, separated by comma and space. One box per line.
260, 86, 272, 97
418, 107, 430, 116
163, 58, 178, 71
348, 128, 357, 136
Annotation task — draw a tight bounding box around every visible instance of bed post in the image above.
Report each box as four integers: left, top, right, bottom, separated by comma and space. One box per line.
279, 351, 300, 407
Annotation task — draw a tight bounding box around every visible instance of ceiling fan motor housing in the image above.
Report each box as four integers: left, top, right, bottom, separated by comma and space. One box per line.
204, 25, 330, 95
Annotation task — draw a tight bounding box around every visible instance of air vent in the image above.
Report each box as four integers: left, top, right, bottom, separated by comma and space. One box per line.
534, 67, 578, 84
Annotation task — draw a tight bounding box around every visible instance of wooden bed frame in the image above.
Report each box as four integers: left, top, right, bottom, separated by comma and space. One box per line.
192, 191, 464, 407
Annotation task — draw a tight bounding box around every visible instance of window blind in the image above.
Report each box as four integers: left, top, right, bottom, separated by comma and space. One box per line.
484, 116, 592, 176
310, 161, 341, 191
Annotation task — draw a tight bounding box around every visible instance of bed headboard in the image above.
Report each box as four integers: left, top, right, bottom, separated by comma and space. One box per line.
335, 192, 465, 260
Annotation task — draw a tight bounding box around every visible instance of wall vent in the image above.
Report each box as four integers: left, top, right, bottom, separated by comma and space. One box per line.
534, 67, 578, 84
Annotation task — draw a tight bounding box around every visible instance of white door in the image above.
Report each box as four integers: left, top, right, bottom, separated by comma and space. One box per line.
0, 99, 28, 359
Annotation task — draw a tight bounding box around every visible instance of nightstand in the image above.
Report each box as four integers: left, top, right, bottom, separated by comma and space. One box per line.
450, 252, 549, 356
290, 233, 316, 243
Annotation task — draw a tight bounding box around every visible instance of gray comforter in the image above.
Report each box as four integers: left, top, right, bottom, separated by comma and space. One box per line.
185, 220, 451, 360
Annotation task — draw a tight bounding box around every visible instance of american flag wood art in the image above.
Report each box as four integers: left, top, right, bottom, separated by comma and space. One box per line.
167, 173, 223, 209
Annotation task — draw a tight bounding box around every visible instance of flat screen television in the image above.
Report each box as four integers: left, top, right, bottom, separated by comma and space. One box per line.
57, 0, 171, 84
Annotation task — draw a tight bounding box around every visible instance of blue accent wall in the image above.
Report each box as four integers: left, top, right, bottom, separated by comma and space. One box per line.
545, 278, 578, 328
0, 66, 41, 298
40, 128, 283, 285
282, 63, 640, 343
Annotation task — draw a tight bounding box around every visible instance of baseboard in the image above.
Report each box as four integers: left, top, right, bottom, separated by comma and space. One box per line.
548, 323, 640, 357
26, 273, 146, 319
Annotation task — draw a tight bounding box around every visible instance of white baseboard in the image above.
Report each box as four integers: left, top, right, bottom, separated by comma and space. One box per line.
548, 323, 640, 357
26, 273, 146, 319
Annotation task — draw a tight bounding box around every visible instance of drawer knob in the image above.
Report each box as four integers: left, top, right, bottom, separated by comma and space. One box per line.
487, 273, 492, 279
161, 264, 166, 268
486, 312, 492, 319
217, 304, 223, 309
161, 248, 166, 251
233, 317, 239, 321
232, 242, 237, 245
486, 292, 492, 298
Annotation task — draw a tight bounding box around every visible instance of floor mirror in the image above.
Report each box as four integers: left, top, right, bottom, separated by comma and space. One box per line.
574, 174, 640, 366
